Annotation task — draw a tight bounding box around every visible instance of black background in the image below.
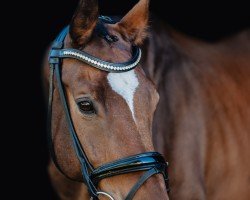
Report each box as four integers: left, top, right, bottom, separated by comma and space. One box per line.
4, 0, 249, 199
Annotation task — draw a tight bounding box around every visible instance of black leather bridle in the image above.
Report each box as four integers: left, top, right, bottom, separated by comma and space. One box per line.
48, 17, 169, 200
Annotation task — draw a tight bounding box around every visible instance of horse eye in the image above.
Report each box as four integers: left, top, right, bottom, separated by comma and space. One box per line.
77, 100, 95, 115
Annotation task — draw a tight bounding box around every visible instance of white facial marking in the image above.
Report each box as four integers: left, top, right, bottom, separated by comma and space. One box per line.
107, 70, 139, 121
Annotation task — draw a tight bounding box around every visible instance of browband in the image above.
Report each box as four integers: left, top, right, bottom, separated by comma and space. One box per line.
49, 26, 142, 73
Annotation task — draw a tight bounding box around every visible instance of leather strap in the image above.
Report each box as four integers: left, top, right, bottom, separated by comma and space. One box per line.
91, 152, 167, 184
47, 63, 64, 174
47, 26, 68, 174
48, 26, 98, 198
125, 168, 160, 200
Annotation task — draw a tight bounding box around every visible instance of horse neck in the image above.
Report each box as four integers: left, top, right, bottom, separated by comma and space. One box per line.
141, 19, 250, 158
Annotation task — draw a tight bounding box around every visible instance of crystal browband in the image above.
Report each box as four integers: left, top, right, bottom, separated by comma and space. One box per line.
49, 27, 142, 73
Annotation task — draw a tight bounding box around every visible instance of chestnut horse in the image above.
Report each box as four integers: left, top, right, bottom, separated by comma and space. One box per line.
142, 19, 250, 199
43, 0, 169, 199
43, 0, 250, 199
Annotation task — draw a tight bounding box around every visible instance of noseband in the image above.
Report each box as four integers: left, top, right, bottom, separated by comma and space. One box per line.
48, 18, 169, 200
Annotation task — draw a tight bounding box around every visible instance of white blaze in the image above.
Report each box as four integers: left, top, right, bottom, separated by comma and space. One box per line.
107, 70, 139, 121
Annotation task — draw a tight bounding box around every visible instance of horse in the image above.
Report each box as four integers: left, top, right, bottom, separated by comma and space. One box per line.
141, 17, 250, 199
43, 0, 250, 199
43, 0, 169, 199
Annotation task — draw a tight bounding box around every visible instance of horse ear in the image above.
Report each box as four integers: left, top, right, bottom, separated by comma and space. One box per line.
117, 0, 149, 45
70, 0, 99, 48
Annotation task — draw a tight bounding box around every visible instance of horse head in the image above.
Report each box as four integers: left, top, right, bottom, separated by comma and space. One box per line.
47, 0, 169, 199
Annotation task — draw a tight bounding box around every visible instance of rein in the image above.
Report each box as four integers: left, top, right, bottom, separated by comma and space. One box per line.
47, 18, 169, 200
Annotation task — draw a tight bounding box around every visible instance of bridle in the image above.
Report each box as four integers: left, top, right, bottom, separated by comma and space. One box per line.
48, 18, 170, 200
48, 17, 169, 200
